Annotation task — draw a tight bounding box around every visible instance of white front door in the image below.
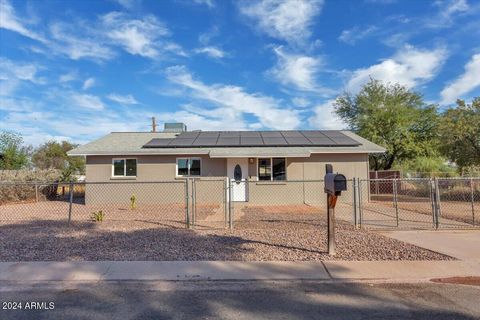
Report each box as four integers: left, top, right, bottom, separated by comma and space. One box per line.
227, 158, 249, 202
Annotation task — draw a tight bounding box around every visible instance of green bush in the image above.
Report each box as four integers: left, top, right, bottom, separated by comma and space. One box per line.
395, 157, 458, 178
90, 210, 105, 222
130, 194, 136, 210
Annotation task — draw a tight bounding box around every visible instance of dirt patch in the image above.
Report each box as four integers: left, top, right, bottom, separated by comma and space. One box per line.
431, 277, 480, 286
0, 211, 453, 261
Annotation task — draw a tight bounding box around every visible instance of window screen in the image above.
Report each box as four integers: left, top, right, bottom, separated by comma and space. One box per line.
177, 159, 189, 176
113, 159, 125, 176
258, 158, 271, 181
126, 159, 137, 176
190, 159, 201, 176
272, 158, 286, 181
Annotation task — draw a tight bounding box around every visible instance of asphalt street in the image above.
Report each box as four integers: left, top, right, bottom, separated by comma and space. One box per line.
1, 280, 479, 319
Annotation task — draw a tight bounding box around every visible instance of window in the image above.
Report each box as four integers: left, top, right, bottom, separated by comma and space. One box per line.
176, 158, 201, 176
112, 158, 137, 177
258, 158, 271, 181
258, 158, 286, 181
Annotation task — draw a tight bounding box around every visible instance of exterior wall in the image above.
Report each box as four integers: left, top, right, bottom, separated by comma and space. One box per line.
86, 154, 226, 182
84, 153, 368, 206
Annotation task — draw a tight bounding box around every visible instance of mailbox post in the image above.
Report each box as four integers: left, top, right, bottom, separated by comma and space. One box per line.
324, 164, 347, 255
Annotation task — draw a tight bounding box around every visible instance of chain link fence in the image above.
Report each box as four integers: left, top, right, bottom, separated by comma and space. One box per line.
357, 177, 479, 229
1, 177, 478, 230
0, 181, 187, 227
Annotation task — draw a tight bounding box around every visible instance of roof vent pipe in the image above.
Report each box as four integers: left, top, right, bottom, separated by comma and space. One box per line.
151, 117, 157, 132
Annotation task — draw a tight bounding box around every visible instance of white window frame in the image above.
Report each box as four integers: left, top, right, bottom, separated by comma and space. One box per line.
176, 157, 202, 177
257, 157, 287, 181
112, 158, 137, 178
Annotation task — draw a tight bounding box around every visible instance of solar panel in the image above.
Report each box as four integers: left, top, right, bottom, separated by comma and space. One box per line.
285, 137, 311, 145
240, 131, 261, 137
142, 138, 174, 148
281, 131, 303, 137
192, 138, 218, 146
198, 132, 219, 138
177, 132, 200, 138
217, 137, 240, 146
261, 131, 282, 138
307, 137, 336, 145
262, 137, 288, 145
219, 132, 240, 138
169, 138, 197, 146
142, 130, 361, 148
240, 137, 263, 145
301, 131, 324, 137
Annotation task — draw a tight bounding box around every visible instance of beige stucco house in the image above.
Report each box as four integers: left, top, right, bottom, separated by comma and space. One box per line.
68, 123, 385, 205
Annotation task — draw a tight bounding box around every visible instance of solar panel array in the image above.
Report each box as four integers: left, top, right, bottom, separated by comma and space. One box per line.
142, 131, 361, 148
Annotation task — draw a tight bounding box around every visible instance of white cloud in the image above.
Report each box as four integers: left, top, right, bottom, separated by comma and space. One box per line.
0, 57, 44, 96
113, 0, 139, 9
82, 77, 95, 90
347, 45, 448, 91
292, 97, 310, 108
165, 65, 300, 129
101, 12, 170, 59
239, 0, 324, 43
59, 71, 78, 83
71, 93, 105, 110
309, 99, 346, 130
338, 26, 378, 45
425, 0, 469, 28
440, 53, 480, 105
194, 46, 226, 59
107, 93, 139, 105
0, 57, 39, 83
193, 0, 215, 8
0, 0, 46, 43
269, 46, 322, 91
49, 23, 115, 61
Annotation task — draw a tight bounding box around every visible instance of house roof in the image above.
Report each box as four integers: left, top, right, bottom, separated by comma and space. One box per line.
67, 130, 386, 157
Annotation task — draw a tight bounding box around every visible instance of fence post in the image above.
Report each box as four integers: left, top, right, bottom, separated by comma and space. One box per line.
224, 177, 228, 229
35, 181, 39, 202
358, 179, 363, 228
471, 178, 475, 226
429, 178, 436, 228
393, 178, 399, 227
192, 179, 196, 229
352, 178, 358, 228
185, 179, 190, 229
68, 182, 73, 223
228, 178, 233, 230
434, 177, 441, 229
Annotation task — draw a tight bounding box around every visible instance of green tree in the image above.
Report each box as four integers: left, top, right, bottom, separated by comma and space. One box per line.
32, 141, 85, 179
334, 79, 439, 170
439, 97, 480, 169
0, 131, 31, 169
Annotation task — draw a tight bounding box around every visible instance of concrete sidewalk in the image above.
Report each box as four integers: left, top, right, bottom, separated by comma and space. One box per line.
1, 260, 479, 282
380, 230, 480, 261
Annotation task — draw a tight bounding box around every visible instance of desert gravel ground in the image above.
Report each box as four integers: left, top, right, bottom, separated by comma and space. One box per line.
0, 210, 452, 261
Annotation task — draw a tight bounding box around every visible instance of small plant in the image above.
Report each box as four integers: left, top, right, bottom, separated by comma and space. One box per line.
130, 194, 137, 210
90, 210, 105, 222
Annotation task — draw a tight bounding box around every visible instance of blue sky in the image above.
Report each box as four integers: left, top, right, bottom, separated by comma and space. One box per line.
1, 0, 479, 145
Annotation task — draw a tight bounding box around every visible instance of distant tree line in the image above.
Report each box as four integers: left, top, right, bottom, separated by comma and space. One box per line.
335, 79, 480, 176
0, 133, 85, 181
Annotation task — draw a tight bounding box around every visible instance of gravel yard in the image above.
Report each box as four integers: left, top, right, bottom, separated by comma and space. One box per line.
0, 209, 452, 261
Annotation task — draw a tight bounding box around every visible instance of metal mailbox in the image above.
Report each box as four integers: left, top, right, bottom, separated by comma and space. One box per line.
324, 173, 347, 196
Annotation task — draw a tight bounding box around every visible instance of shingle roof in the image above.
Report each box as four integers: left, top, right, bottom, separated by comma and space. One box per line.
67, 130, 386, 156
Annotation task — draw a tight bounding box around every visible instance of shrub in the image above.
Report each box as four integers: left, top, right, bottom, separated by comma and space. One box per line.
130, 194, 136, 210
90, 210, 105, 222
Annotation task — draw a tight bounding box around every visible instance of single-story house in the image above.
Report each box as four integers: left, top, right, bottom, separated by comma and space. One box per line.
67, 123, 385, 205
